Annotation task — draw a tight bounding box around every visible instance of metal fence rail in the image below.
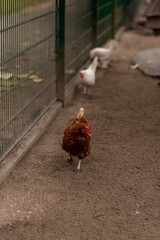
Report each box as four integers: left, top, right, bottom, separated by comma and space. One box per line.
0, 0, 137, 162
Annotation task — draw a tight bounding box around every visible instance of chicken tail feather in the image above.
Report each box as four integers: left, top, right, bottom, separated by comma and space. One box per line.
77, 108, 84, 119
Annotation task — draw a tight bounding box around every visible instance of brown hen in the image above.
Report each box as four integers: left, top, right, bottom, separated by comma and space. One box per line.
62, 108, 91, 170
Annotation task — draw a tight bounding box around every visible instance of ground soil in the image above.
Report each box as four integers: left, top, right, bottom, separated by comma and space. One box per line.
0, 27, 160, 240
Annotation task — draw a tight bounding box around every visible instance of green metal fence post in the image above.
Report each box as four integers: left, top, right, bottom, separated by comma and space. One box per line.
92, 0, 99, 47
112, 0, 117, 39
57, 0, 65, 106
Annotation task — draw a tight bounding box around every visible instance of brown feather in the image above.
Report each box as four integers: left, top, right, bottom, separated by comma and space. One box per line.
62, 111, 91, 160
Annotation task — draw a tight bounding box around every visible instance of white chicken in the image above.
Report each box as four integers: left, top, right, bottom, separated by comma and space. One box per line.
90, 40, 118, 69
79, 56, 98, 94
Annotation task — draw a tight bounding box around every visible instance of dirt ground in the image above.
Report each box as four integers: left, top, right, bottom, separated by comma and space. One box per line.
0, 27, 160, 240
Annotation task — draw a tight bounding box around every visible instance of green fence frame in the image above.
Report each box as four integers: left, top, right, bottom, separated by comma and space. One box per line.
0, 0, 137, 162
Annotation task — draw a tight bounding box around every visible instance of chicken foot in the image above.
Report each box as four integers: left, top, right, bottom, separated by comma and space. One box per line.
68, 153, 73, 165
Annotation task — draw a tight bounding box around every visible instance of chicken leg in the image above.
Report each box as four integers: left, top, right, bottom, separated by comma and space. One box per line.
68, 153, 73, 165
83, 86, 87, 94
77, 160, 81, 170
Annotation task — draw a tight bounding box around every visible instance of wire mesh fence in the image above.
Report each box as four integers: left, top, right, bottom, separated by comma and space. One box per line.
65, 0, 93, 84
0, 0, 57, 160
0, 0, 137, 162
98, 0, 113, 45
